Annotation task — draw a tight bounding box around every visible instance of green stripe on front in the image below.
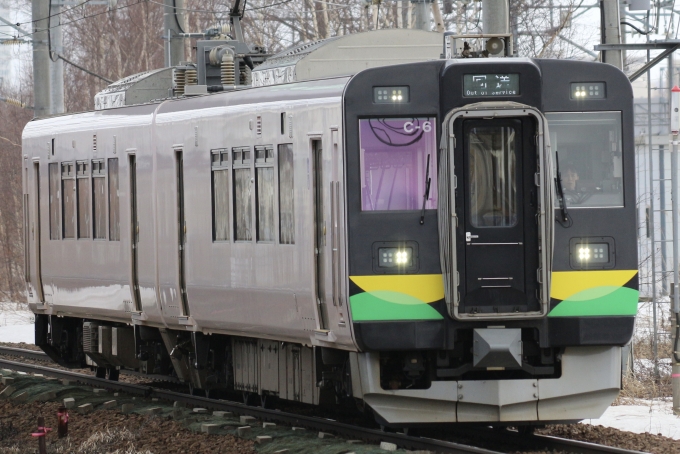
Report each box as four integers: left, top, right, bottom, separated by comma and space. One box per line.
548, 286, 639, 317
349, 291, 444, 321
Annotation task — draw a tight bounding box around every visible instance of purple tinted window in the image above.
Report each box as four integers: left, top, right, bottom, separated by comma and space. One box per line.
360, 118, 438, 211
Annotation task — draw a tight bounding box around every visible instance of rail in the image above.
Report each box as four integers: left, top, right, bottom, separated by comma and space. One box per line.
0, 347, 649, 454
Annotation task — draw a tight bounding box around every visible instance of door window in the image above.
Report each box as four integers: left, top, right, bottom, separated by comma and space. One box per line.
468, 126, 517, 227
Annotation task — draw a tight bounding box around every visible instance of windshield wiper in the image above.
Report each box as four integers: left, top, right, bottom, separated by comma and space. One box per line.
420, 154, 432, 225
554, 151, 572, 228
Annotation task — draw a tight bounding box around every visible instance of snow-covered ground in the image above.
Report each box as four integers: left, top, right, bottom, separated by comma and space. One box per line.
0, 301, 677, 438
0, 302, 34, 344
583, 399, 680, 440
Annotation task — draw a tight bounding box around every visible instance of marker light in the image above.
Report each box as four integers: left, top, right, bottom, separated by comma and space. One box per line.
378, 247, 413, 268
570, 82, 606, 99
374, 86, 410, 104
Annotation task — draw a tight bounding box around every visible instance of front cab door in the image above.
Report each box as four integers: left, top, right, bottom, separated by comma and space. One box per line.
453, 115, 542, 316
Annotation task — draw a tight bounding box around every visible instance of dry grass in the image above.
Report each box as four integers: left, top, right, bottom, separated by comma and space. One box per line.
615, 311, 674, 404
6, 427, 153, 454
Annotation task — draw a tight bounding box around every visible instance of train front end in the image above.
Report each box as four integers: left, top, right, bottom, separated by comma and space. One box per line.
343, 58, 637, 425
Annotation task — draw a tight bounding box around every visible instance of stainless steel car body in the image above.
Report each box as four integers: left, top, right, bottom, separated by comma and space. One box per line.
23, 77, 355, 351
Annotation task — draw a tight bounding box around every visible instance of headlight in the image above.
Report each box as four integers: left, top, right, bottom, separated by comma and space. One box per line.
378, 247, 412, 268
569, 237, 615, 270
575, 243, 609, 264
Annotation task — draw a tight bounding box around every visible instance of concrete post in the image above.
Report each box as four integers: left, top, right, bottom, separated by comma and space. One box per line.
671, 84, 680, 415
32, 0, 51, 117
412, 0, 430, 31
164, 0, 185, 67
600, 0, 623, 69
482, 0, 509, 34
673, 312, 679, 414
49, 2, 64, 114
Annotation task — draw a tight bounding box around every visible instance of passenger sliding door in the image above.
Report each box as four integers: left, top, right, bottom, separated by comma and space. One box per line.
175, 150, 189, 317
312, 139, 329, 330
129, 155, 141, 312
26, 161, 45, 303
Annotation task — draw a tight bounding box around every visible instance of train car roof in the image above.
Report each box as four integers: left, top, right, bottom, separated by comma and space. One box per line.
23, 77, 350, 139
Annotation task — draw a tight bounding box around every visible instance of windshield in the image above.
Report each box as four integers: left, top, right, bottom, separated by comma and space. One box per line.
359, 117, 438, 211
546, 112, 623, 208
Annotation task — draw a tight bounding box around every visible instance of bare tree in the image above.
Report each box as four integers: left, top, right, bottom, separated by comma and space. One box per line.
0, 86, 32, 302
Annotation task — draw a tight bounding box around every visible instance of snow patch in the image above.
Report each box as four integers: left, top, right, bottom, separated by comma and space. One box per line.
0, 302, 34, 344
582, 399, 680, 440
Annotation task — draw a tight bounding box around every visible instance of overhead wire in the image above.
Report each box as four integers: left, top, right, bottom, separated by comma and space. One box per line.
173, 0, 186, 34
47, 0, 59, 62
18, 0, 93, 27
28, 0, 146, 37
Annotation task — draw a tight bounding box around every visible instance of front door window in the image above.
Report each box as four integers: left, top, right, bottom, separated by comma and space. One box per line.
469, 126, 517, 228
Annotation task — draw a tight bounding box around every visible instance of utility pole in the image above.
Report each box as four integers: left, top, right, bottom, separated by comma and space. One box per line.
164, 0, 186, 67
412, 0, 431, 31
600, 0, 623, 69
670, 85, 680, 415
49, 1, 64, 114
32, 0, 51, 117
482, 0, 509, 35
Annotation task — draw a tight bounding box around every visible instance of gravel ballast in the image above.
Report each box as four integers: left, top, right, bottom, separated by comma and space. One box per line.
0, 350, 678, 453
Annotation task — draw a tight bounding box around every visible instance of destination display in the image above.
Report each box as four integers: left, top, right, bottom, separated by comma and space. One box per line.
463, 73, 520, 97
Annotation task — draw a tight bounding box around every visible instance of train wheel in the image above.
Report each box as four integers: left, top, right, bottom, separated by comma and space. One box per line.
517, 426, 535, 436
402, 427, 418, 437
260, 394, 276, 409
107, 368, 120, 381
95, 367, 107, 379
242, 392, 257, 406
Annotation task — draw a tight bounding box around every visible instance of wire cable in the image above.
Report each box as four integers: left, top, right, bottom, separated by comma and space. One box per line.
173, 0, 186, 34
248, 0, 294, 11
47, 0, 59, 62
58, 53, 113, 83
21, 0, 92, 27
620, 21, 651, 35
142, 0, 229, 15
30, 0, 145, 37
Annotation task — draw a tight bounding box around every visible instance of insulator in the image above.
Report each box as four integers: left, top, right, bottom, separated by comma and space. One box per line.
185, 68, 198, 86
239, 63, 252, 86
1, 97, 25, 108
173, 68, 186, 96
221, 54, 235, 86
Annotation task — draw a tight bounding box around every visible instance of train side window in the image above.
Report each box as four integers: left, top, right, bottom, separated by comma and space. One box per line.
92, 160, 106, 239
61, 162, 75, 239
359, 117, 438, 211
256, 145, 275, 242
108, 158, 120, 241
76, 161, 91, 239
48, 163, 60, 240
233, 146, 252, 241
278, 144, 295, 244
547, 111, 623, 208
211, 149, 230, 241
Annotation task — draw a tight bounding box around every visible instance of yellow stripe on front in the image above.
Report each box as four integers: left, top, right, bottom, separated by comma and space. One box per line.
350, 274, 445, 303
550, 270, 637, 301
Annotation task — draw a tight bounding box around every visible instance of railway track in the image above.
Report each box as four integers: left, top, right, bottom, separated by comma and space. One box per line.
0, 346, 648, 454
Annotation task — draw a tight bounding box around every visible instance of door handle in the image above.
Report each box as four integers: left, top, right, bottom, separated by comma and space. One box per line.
465, 232, 479, 242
